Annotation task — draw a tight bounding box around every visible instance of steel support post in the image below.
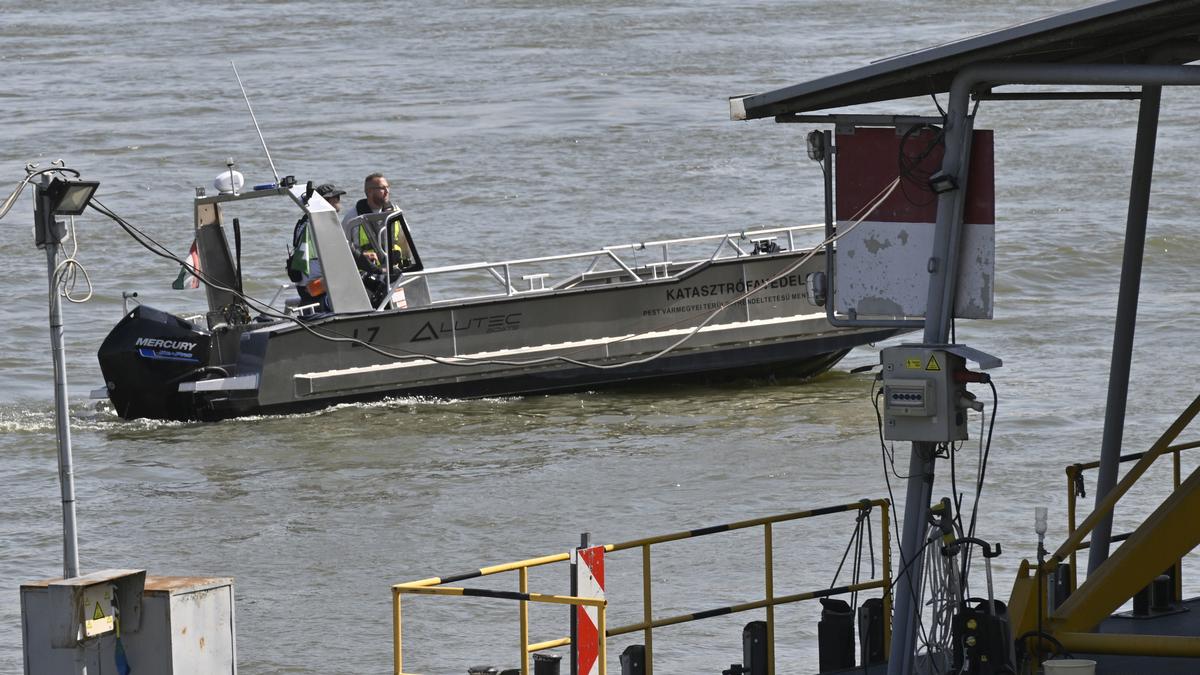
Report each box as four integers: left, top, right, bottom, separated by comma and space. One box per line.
37, 177, 81, 580
1088, 85, 1161, 574
887, 60, 976, 675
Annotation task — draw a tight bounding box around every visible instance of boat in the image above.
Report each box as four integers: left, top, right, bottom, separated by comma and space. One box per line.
96, 180, 905, 421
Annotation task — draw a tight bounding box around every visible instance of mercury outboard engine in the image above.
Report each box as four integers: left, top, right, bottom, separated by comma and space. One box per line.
97, 305, 214, 420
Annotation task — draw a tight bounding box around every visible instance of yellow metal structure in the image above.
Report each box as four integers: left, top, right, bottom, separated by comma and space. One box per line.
392, 499, 891, 675
1009, 392, 1200, 660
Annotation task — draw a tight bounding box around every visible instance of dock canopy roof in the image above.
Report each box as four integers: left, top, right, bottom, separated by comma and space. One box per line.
731, 0, 1200, 120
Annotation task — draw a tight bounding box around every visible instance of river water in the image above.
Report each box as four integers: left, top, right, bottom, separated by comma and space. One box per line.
4, 1, 1200, 672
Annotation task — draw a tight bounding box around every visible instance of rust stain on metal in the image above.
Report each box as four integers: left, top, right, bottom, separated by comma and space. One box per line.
144, 575, 232, 591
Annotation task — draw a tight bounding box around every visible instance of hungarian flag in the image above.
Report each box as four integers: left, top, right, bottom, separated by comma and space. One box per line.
172, 240, 201, 289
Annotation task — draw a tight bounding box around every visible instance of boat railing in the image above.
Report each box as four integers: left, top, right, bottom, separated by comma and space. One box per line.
1062, 433, 1200, 595
391, 223, 825, 308
266, 282, 325, 317
1007, 393, 1200, 663
390, 498, 890, 675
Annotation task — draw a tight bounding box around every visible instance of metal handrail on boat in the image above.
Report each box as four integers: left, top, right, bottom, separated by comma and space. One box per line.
264, 223, 824, 314
1063, 438, 1200, 594
390, 498, 891, 675
386, 223, 825, 308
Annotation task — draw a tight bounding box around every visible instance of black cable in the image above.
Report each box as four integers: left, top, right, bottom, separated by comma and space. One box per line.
930, 92, 947, 118
961, 379, 999, 587
896, 123, 946, 207
965, 380, 999, 543
830, 517, 863, 589
948, 441, 966, 589
873, 385, 910, 480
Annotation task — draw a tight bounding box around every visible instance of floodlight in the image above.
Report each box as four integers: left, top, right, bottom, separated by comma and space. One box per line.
44, 178, 100, 216
806, 130, 826, 162
928, 171, 959, 194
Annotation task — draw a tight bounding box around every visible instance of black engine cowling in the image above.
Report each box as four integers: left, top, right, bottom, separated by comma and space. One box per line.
97, 305, 214, 420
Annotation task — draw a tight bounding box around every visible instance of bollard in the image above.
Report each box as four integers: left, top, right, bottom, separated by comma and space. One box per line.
857, 598, 885, 665
721, 664, 746, 675
818, 598, 855, 672
620, 645, 645, 675
742, 621, 767, 675
534, 652, 562, 675
1151, 574, 1173, 613
468, 668, 499, 675
1132, 584, 1150, 617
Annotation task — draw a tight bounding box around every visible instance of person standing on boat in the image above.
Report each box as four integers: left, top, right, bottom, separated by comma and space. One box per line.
341, 172, 414, 307
342, 172, 409, 272
288, 182, 346, 309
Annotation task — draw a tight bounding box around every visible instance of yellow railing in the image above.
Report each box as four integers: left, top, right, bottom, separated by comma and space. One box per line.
1064, 438, 1200, 592
1007, 393, 1200, 657
392, 499, 891, 675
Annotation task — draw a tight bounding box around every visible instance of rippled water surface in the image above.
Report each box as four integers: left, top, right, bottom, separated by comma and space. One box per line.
4, 1, 1200, 672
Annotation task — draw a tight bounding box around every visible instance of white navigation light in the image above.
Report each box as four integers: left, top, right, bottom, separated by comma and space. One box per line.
214, 169, 244, 194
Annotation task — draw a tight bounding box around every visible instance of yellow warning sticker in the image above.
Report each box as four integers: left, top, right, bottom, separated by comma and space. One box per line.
905, 358, 923, 369
926, 355, 941, 371
85, 602, 114, 637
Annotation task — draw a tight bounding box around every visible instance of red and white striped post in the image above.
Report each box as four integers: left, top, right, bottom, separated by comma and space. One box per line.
573, 544, 605, 675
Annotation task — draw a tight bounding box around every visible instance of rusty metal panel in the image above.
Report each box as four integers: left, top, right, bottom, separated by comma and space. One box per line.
835, 221, 994, 319
833, 126, 995, 320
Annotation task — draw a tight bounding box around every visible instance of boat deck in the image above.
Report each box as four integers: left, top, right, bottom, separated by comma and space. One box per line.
1082, 595, 1200, 673
822, 596, 1200, 674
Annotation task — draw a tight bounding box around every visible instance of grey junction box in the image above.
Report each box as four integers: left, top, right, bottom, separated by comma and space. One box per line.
880, 345, 968, 442
22, 573, 236, 674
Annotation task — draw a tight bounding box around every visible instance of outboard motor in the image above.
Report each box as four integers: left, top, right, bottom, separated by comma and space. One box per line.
97, 305, 213, 420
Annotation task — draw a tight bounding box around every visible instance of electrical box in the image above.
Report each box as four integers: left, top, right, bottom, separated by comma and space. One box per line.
880, 346, 968, 442
22, 574, 236, 674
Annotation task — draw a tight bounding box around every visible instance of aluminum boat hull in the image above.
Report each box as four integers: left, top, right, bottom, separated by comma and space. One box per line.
98, 251, 902, 421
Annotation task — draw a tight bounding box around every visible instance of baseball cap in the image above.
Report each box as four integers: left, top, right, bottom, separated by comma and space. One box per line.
316, 183, 346, 198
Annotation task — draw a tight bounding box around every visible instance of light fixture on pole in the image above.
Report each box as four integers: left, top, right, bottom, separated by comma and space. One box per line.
34, 172, 99, 580
928, 170, 959, 194
44, 177, 99, 216
35, 177, 98, 248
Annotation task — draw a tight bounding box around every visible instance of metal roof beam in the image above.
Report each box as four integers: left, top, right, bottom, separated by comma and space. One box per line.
974, 90, 1142, 100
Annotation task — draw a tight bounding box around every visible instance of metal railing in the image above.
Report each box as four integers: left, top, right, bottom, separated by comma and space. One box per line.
392, 498, 891, 675
1008, 393, 1200, 661
1064, 437, 1200, 592
389, 223, 825, 307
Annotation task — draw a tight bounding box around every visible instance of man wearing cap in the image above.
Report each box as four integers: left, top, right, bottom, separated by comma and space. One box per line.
316, 182, 346, 212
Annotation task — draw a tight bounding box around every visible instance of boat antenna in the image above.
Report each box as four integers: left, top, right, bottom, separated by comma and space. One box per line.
231, 61, 281, 184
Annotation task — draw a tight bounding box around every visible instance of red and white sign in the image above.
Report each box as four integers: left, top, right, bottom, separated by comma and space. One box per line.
833, 126, 996, 320
574, 545, 605, 675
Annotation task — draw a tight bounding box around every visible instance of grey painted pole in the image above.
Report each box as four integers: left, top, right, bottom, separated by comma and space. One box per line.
1088, 85, 1161, 574
37, 177, 81, 580
883, 64, 1199, 673
887, 69, 975, 675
